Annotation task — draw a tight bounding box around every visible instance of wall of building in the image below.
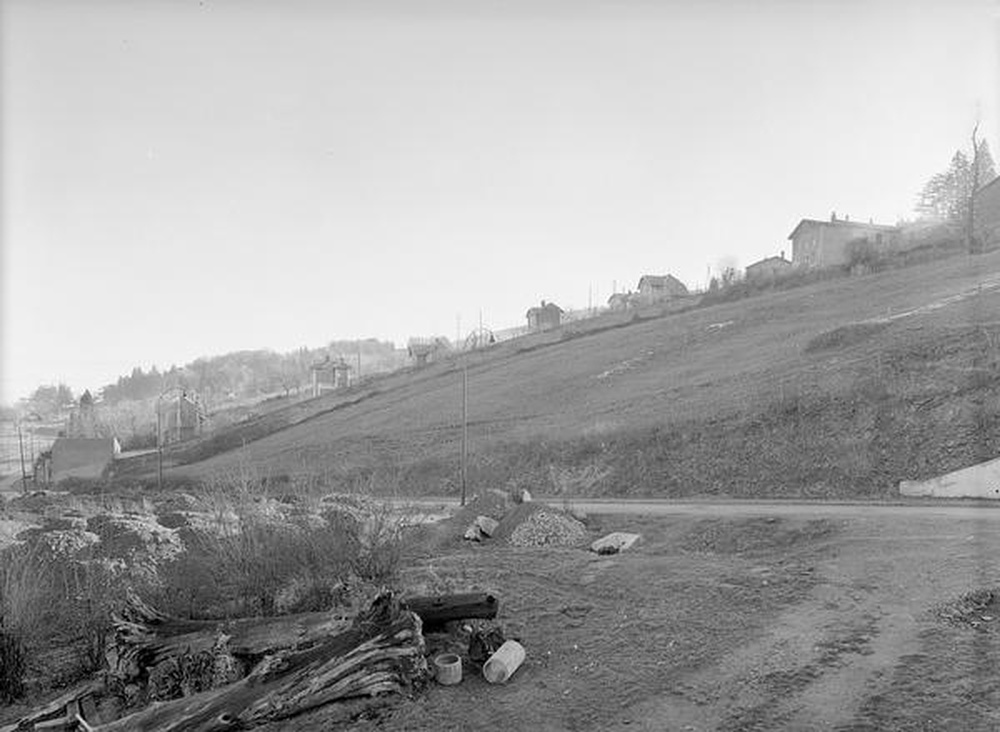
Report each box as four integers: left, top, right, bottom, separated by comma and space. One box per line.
975, 179, 1000, 248
792, 222, 897, 269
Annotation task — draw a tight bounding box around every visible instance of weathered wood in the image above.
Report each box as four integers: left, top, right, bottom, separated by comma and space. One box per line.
108, 589, 352, 680
0, 679, 102, 732
403, 592, 499, 627
98, 593, 428, 731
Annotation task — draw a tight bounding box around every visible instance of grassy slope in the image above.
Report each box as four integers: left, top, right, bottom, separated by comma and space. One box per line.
160, 251, 1000, 498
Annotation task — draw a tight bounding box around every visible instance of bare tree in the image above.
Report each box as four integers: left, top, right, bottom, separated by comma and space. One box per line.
968, 122, 981, 253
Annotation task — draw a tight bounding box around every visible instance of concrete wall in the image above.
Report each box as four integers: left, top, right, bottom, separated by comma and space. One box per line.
899, 456, 1000, 498
51, 438, 115, 482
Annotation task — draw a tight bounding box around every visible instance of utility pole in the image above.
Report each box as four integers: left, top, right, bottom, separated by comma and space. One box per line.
356, 344, 362, 383
461, 362, 468, 507
16, 421, 27, 489
156, 398, 163, 492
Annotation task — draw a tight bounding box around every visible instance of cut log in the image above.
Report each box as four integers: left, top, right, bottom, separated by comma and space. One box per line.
99, 593, 428, 731
108, 589, 352, 680
404, 592, 499, 628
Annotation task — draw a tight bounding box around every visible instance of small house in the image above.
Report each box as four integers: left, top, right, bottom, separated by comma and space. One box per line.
407, 337, 449, 367
788, 213, 900, 269
526, 301, 564, 331
310, 355, 353, 396
607, 292, 633, 311
159, 391, 204, 444
636, 274, 688, 304
745, 253, 793, 281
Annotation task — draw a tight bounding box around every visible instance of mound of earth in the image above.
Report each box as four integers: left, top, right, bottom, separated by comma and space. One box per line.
493, 503, 587, 547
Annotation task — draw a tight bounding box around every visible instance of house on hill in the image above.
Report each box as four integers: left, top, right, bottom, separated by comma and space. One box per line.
788, 213, 900, 269
407, 337, 449, 367
526, 301, 564, 331
636, 274, 688, 304
607, 292, 635, 311
745, 253, 792, 281
975, 175, 1000, 250
38, 437, 121, 484
159, 391, 204, 444
310, 355, 352, 397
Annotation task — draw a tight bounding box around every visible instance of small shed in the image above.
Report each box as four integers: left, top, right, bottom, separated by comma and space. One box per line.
526, 301, 563, 331
745, 253, 793, 281
607, 292, 635, 311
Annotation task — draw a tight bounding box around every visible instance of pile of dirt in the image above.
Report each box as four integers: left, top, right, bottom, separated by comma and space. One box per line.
492, 502, 587, 547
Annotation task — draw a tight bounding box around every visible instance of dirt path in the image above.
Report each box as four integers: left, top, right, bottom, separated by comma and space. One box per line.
369, 501, 1000, 730
399, 496, 1000, 520
598, 513, 1000, 731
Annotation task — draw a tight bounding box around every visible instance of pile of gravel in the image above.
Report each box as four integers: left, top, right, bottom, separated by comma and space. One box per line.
494, 503, 587, 548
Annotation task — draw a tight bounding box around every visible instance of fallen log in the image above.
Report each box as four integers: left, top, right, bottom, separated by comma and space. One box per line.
403, 592, 499, 628
108, 589, 352, 680
109, 590, 498, 680
99, 593, 428, 731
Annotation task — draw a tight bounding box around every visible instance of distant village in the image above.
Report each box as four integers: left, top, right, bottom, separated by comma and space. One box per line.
5, 170, 999, 489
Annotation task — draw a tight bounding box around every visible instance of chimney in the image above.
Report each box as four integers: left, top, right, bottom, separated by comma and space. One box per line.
845, 214, 850, 222
541, 299, 545, 307
831, 211, 837, 221
780, 249, 785, 260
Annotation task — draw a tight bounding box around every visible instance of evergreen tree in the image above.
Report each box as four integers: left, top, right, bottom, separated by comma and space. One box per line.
915, 139, 997, 222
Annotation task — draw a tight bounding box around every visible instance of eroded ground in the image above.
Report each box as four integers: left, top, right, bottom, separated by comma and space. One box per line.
270, 508, 1000, 732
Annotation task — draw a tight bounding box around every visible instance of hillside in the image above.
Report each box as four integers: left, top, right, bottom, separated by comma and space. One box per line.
132, 252, 1000, 499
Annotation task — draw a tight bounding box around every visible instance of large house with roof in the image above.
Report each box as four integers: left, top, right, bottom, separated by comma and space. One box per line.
788, 213, 900, 269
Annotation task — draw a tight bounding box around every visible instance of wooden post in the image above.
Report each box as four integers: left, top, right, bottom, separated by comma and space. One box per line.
461, 362, 468, 507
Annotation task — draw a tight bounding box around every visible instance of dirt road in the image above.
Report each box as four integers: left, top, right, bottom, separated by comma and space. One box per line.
398, 495, 1000, 520
301, 500, 1000, 731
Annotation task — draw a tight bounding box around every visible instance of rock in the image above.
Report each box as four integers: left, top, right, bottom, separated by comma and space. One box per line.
464, 524, 484, 542
590, 532, 641, 555
475, 515, 499, 538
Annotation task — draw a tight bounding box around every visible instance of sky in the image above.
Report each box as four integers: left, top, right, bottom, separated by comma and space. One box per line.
2, 0, 998, 404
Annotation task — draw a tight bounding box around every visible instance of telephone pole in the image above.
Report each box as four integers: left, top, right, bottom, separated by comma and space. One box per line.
461, 362, 468, 507
16, 421, 27, 488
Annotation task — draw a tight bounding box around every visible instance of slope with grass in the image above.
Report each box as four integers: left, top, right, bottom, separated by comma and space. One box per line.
154, 252, 1000, 499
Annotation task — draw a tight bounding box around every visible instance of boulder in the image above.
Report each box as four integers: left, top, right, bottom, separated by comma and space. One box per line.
475, 515, 499, 538
590, 532, 641, 555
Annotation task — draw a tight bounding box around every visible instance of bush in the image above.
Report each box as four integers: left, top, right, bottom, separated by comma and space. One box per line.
156, 470, 407, 618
